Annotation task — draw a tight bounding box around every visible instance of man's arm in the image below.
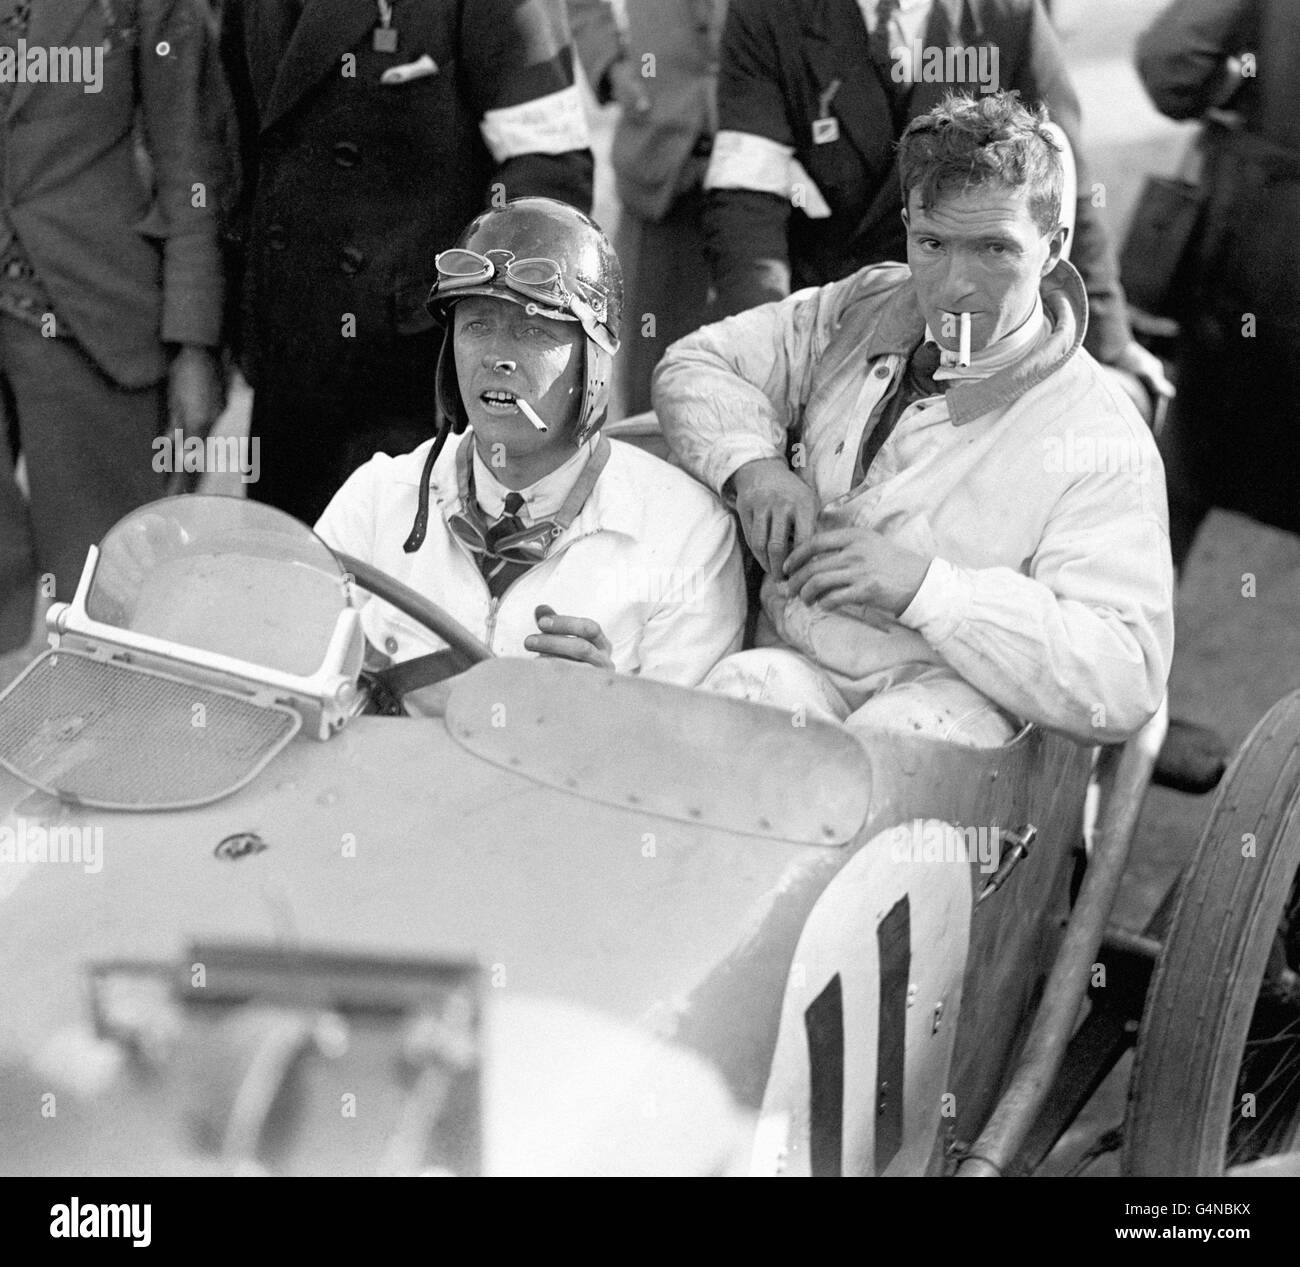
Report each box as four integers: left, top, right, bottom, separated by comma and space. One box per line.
703, 0, 796, 316
466, 0, 595, 213
1011, 0, 1132, 364
637, 507, 746, 688
1136, 0, 1259, 120
653, 271, 869, 495
137, 0, 231, 357
897, 450, 1174, 743
566, 0, 624, 104
138, 0, 235, 461
655, 270, 891, 576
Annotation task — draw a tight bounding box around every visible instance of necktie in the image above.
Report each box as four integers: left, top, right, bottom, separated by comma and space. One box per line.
866, 0, 911, 132
479, 492, 530, 598
856, 340, 951, 484
867, 0, 901, 66
908, 339, 945, 396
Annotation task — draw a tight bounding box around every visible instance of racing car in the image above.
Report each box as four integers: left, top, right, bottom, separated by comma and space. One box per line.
0, 482, 1296, 1177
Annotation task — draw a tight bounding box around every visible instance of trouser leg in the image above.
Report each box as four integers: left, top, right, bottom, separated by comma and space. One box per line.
700, 646, 850, 723
1, 318, 165, 615
845, 666, 1015, 749
705, 648, 1013, 748
1166, 482, 1211, 576
1156, 391, 1212, 575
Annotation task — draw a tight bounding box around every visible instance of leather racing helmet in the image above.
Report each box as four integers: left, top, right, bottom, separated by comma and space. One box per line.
427, 197, 622, 446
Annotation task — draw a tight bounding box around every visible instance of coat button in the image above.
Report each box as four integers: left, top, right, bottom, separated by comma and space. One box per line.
332, 140, 360, 168
384, 636, 399, 655
874, 364, 890, 378
266, 223, 287, 251
339, 246, 366, 275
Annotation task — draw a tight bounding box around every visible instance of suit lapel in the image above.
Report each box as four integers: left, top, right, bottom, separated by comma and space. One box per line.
799, 0, 894, 178
262, 0, 380, 131
8, 0, 97, 118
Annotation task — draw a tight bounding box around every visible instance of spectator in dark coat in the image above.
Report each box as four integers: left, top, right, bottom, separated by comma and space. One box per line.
703, 0, 1168, 395
1136, 0, 1300, 792
1137, 0, 1300, 561
221, 0, 595, 525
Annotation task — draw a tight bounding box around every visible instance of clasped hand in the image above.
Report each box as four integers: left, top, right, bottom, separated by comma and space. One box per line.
731, 458, 930, 617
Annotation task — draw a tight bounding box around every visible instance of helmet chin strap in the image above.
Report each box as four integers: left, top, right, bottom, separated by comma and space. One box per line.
404, 399, 585, 554
402, 419, 454, 554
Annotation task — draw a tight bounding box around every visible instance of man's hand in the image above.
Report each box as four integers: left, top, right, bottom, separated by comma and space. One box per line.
165, 345, 225, 495
608, 57, 650, 115
783, 523, 931, 617
1108, 339, 1175, 404
731, 458, 818, 578
524, 604, 615, 670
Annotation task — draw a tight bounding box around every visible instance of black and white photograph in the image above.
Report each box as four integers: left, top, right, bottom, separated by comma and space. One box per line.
0, 0, 1295, 1238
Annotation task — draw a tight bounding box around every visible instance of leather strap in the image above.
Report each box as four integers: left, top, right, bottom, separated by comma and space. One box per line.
365, 648, 474, 715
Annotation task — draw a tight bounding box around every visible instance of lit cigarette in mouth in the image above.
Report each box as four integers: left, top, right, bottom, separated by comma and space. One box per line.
516, 398, 549, 432
957, 311, 971, 368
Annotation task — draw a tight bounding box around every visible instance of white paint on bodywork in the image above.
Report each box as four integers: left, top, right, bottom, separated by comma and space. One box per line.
484, 995, 752, 1176
756, 819, 973, 1176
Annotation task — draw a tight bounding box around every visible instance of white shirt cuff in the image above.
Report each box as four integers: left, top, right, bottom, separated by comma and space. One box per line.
714, 443, 786, 501
898, 556, 970, 643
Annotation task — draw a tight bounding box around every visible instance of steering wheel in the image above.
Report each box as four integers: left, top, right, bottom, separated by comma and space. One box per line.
334, 552, 493, 707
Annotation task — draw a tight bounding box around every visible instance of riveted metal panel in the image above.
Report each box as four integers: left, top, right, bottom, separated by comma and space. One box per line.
443, 659, 871, 845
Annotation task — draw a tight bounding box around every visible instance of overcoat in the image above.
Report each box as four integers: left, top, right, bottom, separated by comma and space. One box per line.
1137, 0, 1300, 534
221, 0, 594, 388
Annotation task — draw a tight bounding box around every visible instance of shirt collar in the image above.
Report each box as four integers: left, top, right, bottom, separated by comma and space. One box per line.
860, 256, 1088, 425
424, 431, 642, 545
472, 436, 599, 523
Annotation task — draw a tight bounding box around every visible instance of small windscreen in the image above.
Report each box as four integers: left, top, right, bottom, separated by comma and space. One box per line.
86, 496, 348, 678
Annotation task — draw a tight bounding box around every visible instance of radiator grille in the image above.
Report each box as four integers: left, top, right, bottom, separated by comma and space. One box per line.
0, 650, 300, 810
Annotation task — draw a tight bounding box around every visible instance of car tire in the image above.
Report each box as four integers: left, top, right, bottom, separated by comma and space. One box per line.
1124, 688, 1300, 1175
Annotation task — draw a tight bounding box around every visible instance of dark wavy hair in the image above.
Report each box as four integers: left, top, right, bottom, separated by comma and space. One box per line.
898, 91, 1064, 235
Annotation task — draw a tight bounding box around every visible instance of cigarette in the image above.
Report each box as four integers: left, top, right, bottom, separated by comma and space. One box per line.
958, 311, 971, 368
516, 398, 548, 432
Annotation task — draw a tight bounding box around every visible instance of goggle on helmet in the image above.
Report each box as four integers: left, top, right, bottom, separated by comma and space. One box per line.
426, 198, 623, 446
